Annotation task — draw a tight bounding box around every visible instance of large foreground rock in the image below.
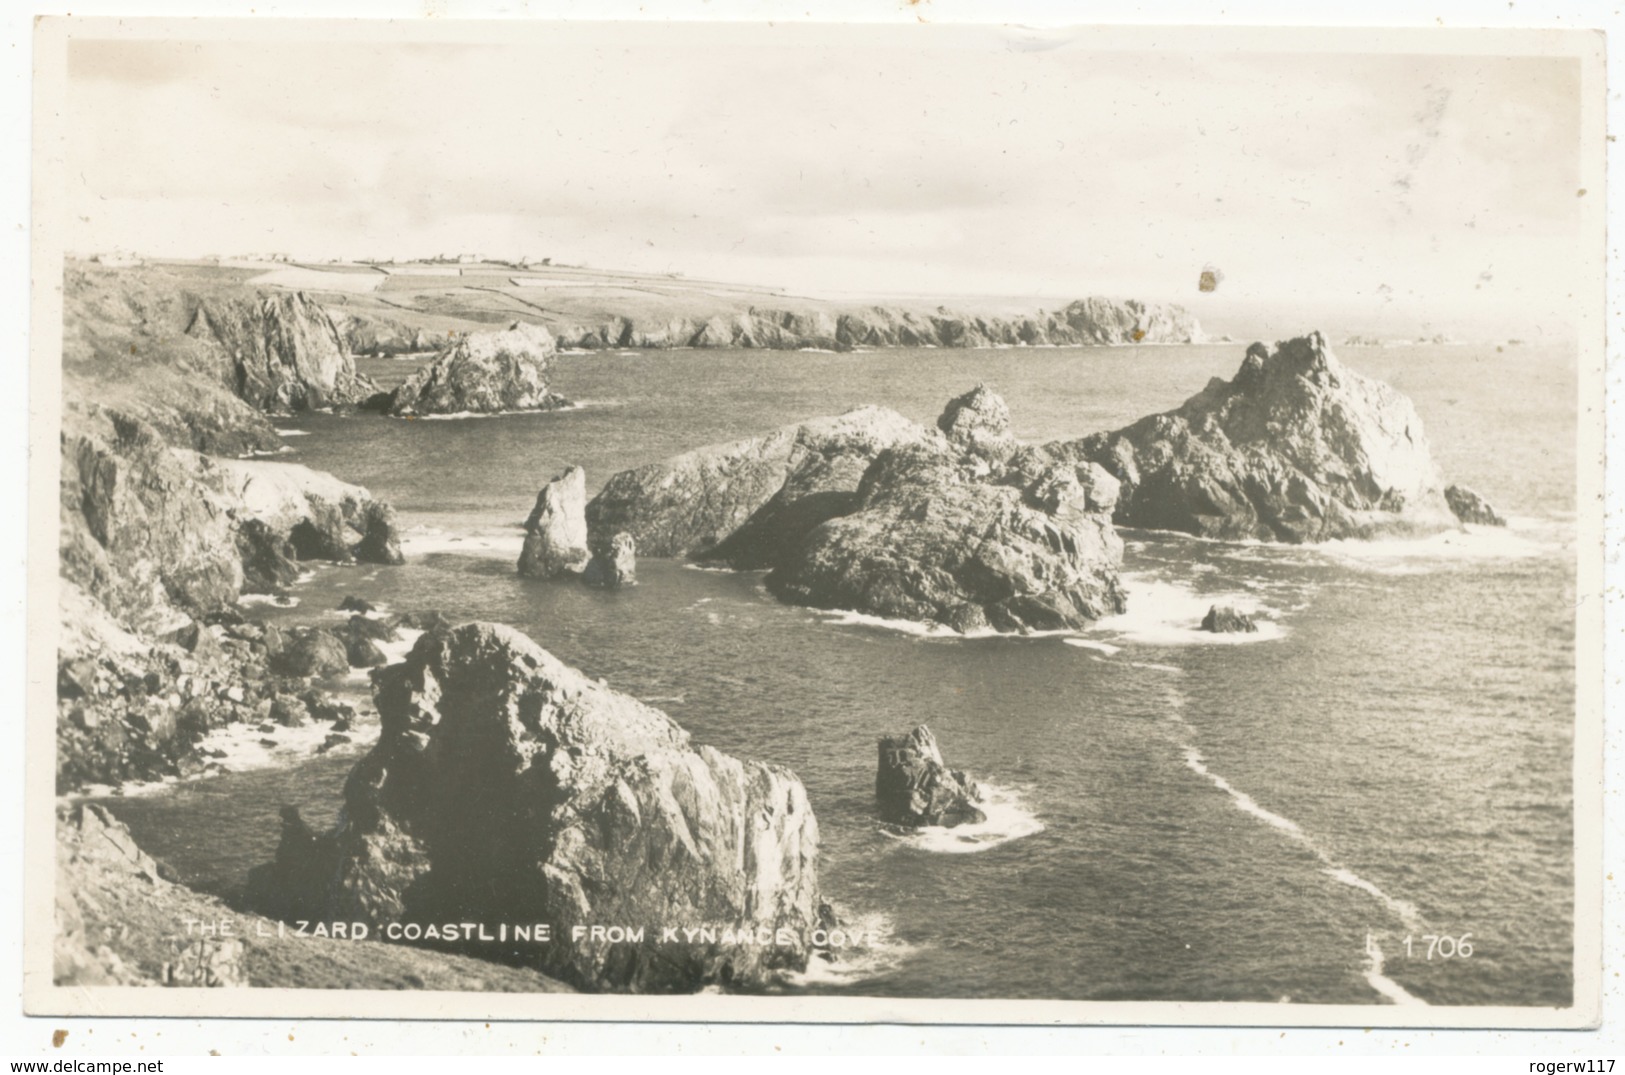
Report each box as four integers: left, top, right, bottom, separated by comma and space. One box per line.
382, 322, 572, 417
876, 726, 985, 828
1069, 333, 1461, 542
587, 405, 930, 559
248, 622, 828, 993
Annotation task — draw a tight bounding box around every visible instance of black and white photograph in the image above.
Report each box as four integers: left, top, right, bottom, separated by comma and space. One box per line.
24, 17, 1606, 1028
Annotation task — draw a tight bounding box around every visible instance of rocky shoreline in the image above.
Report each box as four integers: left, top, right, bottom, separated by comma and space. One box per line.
53, 260, 1508, 994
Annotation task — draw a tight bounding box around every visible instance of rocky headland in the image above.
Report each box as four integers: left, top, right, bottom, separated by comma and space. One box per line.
545, 296, 1205, 353
247, 622, 831, 992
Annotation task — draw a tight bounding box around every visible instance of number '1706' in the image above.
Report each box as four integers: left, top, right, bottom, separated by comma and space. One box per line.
1402, 934, 1473, 959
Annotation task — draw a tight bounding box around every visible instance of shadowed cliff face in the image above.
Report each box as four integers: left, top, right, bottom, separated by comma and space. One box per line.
587, 406, 931, 560
1067, 332, 1463, 543
186, 290, 377, 413
248, 622, 830, 993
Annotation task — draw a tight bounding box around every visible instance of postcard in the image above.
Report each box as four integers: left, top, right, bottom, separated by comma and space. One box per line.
25, 17, 1606, 1027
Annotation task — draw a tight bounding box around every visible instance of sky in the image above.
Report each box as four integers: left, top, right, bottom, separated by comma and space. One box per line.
57, 23, 1588, 338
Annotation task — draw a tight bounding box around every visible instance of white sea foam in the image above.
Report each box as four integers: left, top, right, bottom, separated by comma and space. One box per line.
237, 593, 299, 609
1363, 938, 1429, 1006
1128, 660, 1184, 675
274, 429, 311, 437
193, 713, 381, 773
1312, 518, 1565, 574
879, 783, 1045, 854
1062, 638, 1121, 655
776, 911, 916, 989
1091, 575, 1286, 647
401, 526, 526, 558
1183, 748, 1304, 838
813, 608, 967, 639
410, 403, 584, 421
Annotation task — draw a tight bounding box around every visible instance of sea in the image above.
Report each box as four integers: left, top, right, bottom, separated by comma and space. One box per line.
92, 340, 1579, 1006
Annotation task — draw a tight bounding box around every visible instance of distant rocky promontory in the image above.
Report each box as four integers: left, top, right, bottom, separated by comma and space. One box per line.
543, 297, 1205, 353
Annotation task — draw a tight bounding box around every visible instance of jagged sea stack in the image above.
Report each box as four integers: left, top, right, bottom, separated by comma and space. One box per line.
1069, 332, 1462, 542
877, 725, 986, 828
517, 466, 591, 578
582, 531, 637, 588
247, 623, 828, 993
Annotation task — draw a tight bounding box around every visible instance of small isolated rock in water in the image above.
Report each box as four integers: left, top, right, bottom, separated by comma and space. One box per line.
1201, 605, 1258, 634
338, 595, 375, 614
936, 382, 1015, 461
1444, 484, 1507, 527
354, 501, 406, 565
382, 321, 572, 417
583, 531, 637, 588
518, 465, 591, 578
876, 725, 986, 828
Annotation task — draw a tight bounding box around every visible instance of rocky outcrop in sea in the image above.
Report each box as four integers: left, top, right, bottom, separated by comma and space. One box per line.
767, 431, 1126, 632
876, 725, 986, 828
587, 406, 930, 560
517, 466, 591, 578
247, 622, 830, 992
1065, 333, 1463, 542
380, 322, 573, 417
589, 390, 1126, 632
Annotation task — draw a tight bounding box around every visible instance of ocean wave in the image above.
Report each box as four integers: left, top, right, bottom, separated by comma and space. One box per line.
406, 403, 587, 421
238, 593, 299, 609
878, 783, 1045, 854
1062, 638, 1121, 655
400, 527, 526, 558
274, 429, 310, 437
776, 910, 916, 989
1311, 519, 1565, 574
1091, 575, 1287, 647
